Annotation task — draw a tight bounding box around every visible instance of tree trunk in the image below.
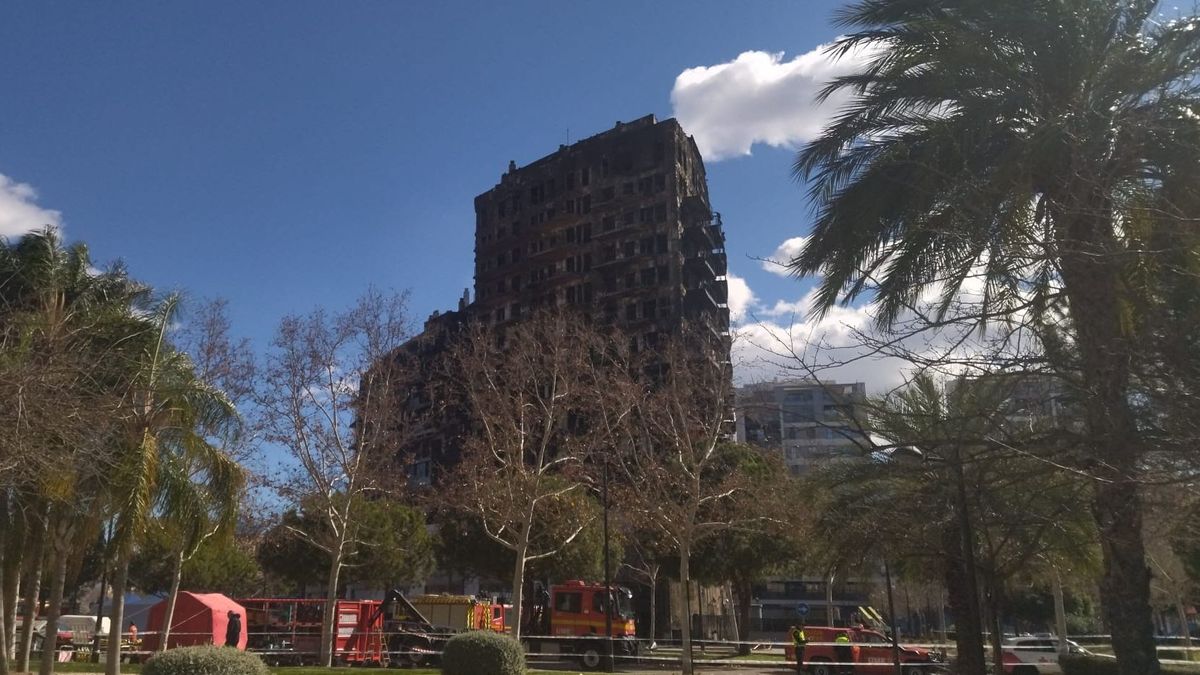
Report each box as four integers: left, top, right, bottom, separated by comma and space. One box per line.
1053, 570, 1068, 656
105, 543, 131, 675
157, 550, 185, 652
734, 577, 752, 656
678, 544, 693, 675
1, 495, 22, 666
509, 539, 528, 641
17, 517, 46, 672
943, 524, 986, 675
319, 548, 344, 667
38, 548, 68, 675
983, 575, 1005, 675
647, 572, 657, 648
1, 514, 8, 675
1093, 480, 1157, 675
1058, 212, 1158, 675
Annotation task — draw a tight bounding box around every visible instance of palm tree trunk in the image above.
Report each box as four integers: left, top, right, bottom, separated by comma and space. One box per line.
157, 550, 185, 651
17, 518, 46, 672
319, 548, 344, 667
38, 547, 68, 675
105, 543, 131, 675
0, 493, 21, 666
943, 523, 985, 675
678, 543, 693, 675
1058, 214, 1158, 675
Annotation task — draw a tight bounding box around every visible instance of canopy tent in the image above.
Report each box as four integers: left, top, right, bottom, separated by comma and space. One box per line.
144, 592, 247, 651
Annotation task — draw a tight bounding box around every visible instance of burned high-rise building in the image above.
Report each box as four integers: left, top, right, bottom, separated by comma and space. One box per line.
393, 115, 731, 489
471, 114, 730, 345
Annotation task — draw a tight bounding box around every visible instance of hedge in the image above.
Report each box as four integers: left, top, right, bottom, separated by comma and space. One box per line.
143, 646, 269, 675
440, 631, 525, 675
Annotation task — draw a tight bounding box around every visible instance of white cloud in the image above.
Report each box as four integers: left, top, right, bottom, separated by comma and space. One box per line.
671, 43, 879, 160
726, 272, 756, 322
761, 235, 809, 276
0, 174, 61, 238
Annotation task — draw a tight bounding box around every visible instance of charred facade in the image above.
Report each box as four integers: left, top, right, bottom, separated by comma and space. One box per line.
472, 114, 730, 346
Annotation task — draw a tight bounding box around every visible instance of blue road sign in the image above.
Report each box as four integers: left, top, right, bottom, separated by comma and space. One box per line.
795, 603, 810, 617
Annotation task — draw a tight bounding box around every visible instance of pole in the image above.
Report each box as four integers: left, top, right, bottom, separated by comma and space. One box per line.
602, 461, 614, 673
826, 573, 835, 627
884, 561, 901, 675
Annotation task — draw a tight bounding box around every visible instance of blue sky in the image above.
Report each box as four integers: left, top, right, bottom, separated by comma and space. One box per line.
1, 1, 894, 388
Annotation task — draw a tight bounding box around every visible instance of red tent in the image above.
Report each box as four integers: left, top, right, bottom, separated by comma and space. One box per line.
144, 592, 247, 651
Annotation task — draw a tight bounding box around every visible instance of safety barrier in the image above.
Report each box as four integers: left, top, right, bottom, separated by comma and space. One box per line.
43, 629, 1200, 669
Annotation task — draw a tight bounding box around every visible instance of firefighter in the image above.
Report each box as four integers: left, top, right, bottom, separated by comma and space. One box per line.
834, 631, 853, 675
790, 623, 808, 674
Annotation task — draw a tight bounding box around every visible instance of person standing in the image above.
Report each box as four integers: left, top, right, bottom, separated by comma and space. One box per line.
834, 631, 853, 675
225, 611, 241, 648
790, 623, 808, 674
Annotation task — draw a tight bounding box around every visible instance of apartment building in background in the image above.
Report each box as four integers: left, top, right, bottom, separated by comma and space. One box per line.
735, 379, 868, 475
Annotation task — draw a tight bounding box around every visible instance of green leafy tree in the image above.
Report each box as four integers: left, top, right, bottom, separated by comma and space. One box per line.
257, 496, 433, 592
690, 444, 796, 655
789, 3, 1200, 672
129, 523, 261, 598
434, 492, 617, 589
802, 376, 1098, 675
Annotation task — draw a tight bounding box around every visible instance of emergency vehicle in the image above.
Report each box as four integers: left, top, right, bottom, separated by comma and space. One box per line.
784, 625, 945, 675
525, 580, 638, 670
237, 597, 385, 666
1001, 636, 1091, 674
409, 594, 506, 633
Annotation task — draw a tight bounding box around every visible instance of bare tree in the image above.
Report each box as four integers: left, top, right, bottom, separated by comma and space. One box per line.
256, 287, 412, 666
595, 330, 769, 675
438, 310, 608, 640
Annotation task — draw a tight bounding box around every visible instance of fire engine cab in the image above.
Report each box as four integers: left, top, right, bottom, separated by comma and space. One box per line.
526, 580, 638, 670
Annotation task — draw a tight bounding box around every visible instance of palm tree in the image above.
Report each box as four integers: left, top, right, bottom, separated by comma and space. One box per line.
790, 2, 1199, 673
104, 296, 241, 675
0, 228, 152, 675
151, 386, 244, 651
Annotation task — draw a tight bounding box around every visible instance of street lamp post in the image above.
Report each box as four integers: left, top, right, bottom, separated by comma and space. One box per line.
883, 561, 902, 675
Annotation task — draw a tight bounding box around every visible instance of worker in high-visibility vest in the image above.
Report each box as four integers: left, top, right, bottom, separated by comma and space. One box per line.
789, 623, 808, 674
834, 631, 853, 675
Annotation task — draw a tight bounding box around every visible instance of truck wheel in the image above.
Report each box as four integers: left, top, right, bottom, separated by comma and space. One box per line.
579, 647, 602, 670
809, 660, 834, 675
903, 667, 924, 675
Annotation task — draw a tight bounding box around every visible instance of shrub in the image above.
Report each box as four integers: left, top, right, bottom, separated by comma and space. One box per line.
1061, 654, 1200, 674
143, 645, 269, 675
440, 631, 525, 675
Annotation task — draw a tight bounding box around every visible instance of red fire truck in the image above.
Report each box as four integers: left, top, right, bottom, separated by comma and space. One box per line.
237, 598, 385, 666
525, 580, 638, 670
409, 594, 506, 633
783, 625, 945, 675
